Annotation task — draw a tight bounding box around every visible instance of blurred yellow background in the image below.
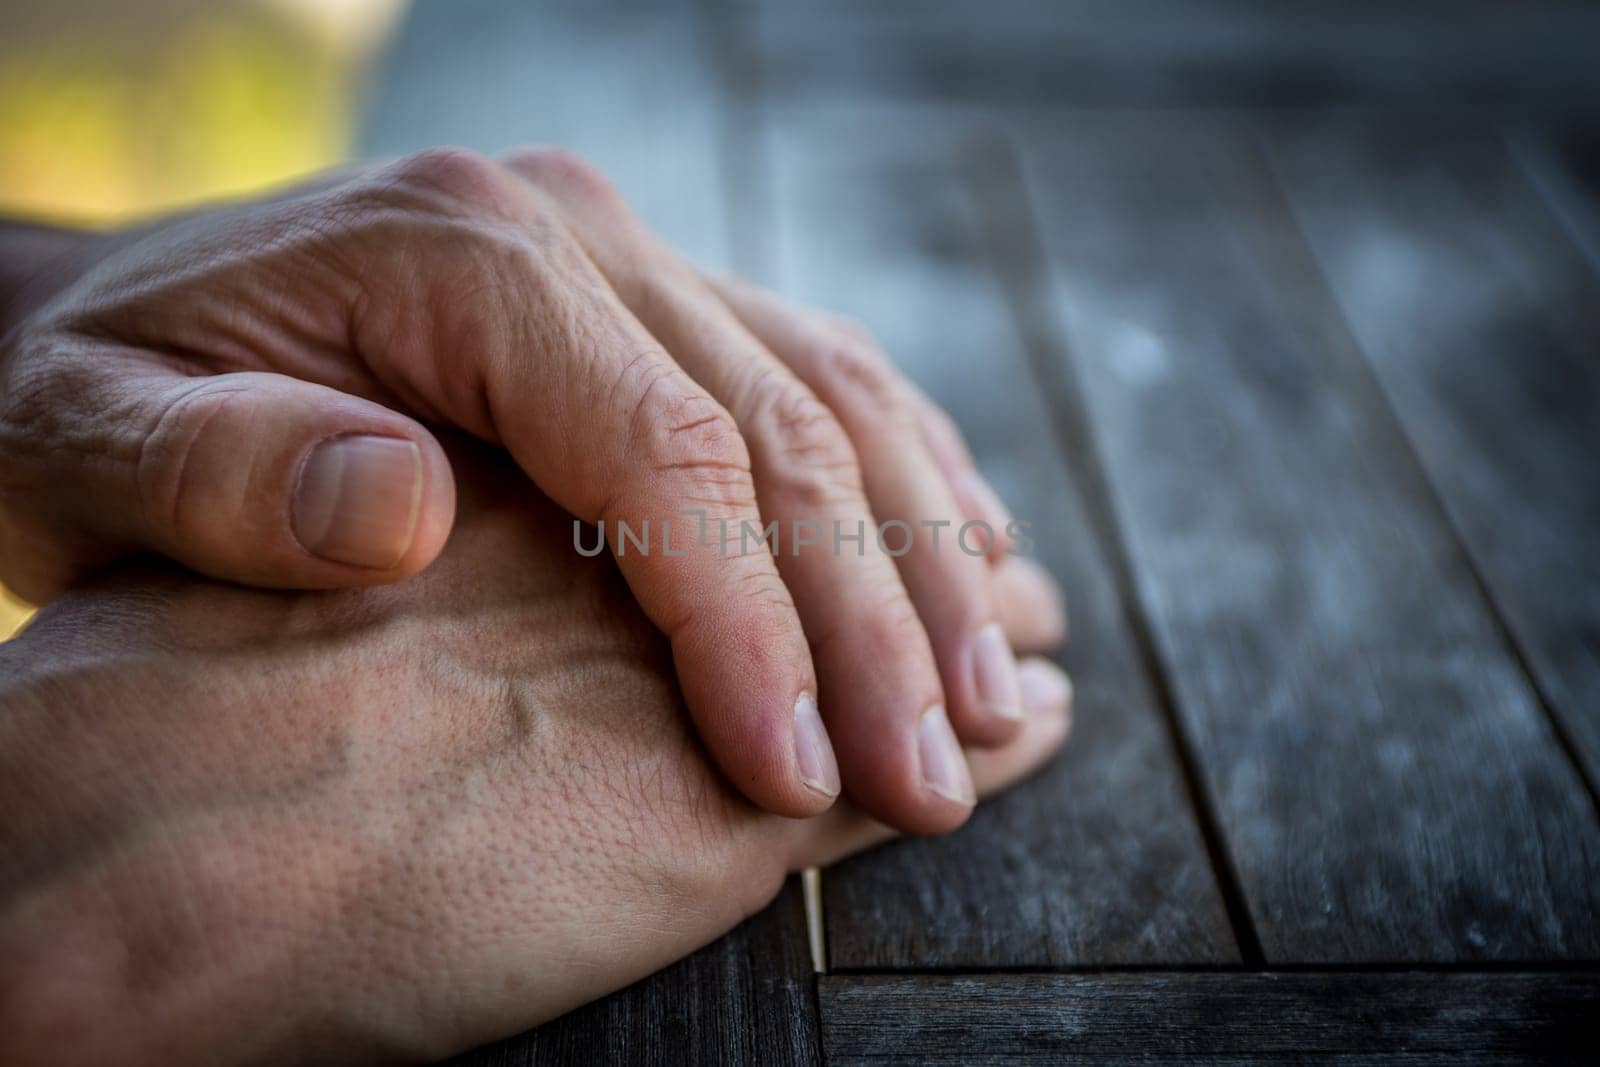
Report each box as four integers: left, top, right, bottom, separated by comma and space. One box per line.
0, 0, 405, 638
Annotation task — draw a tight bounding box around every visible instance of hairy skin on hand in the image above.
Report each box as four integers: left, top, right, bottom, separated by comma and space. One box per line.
0, 440, 1070, 1064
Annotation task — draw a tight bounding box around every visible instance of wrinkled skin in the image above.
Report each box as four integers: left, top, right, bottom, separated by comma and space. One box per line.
0, 441, 1071, 1064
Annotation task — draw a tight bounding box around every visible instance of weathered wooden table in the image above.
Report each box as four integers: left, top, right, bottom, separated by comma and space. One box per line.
363, 3, 1600, 1061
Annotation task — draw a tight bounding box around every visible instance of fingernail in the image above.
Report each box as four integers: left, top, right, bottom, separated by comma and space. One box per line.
293, 435, 423, 569
794, 692, 840, 798
971, 622, 1023, 721
1018, 659, 1073, 714
919, 705, 975, 806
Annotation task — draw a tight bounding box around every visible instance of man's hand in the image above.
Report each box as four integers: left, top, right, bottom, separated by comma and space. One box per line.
0, 440, 1073, 1064
0, 150, 1065, 833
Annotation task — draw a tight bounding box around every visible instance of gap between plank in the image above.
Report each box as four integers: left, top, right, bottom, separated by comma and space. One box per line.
959, 123, 1267, 968
1237, 122, 1600, 822
825, 959, 1600, 977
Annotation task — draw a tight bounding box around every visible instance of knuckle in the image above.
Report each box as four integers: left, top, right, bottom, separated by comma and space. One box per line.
503, 146, 621, 207
820, 339, 918, 437
828, 339, 901, 407
747, 372, 863, 509
363, 147, 543, 235
135, 380, 251, 547
388, 146, 513, 206
627, 369, 755, 513
827, 312, 878, 348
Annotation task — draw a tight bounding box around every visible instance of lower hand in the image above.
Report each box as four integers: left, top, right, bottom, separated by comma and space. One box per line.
0, 438, 1073, 1063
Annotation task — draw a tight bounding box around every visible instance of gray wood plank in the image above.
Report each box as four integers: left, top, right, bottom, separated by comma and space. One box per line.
1258, 116, 1600, 798
449, 878, 820, 1066
820, 972, 1600, 1064
360, 0, 732, 269
759, 104, 1239, 968
1019, 112, 1600, 963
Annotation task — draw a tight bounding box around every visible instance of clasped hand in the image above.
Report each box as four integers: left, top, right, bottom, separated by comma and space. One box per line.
0, 148, 1075, 1061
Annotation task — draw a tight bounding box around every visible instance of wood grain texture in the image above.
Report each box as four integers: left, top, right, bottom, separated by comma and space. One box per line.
758, 105, 1238, 969
820, 972, 1599, 1064
1261, 116, 1600, 798
1019, 112, 1600, 963
448, 879, 820, 1065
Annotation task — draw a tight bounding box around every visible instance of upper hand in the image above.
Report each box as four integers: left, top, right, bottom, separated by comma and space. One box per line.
0, 148, 1066, 832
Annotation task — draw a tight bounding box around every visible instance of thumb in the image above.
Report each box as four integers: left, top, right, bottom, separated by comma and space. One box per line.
91, 370, 455, 590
